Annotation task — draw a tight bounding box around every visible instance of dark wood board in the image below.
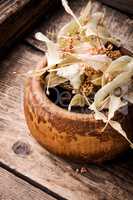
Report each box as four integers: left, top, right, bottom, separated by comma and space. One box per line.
99, 0, 133, 15
0, 167, 56, 200
26, 0, 133, 53
0, 1, 133, 200
0, 0, 59, 53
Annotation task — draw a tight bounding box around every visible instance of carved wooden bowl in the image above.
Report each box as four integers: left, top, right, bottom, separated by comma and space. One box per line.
24, 57, 133, 163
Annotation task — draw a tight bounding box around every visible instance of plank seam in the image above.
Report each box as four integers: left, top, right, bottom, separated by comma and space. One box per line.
0, 161, 67, 200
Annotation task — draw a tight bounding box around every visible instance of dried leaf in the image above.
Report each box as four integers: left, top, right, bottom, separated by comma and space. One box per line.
94, 71, 133, 108
108, 95, 127, 122
99, 96, 110, 111
58, 1, 91, 40
73, 42, 93, 54
90, 104, 133, 148
68, 94, 86, 111
80, 1, 92, 20
84, 12, 104, 36
55, 63, 84, 90
75, 54, 112, 71
27, 66, 49, 77
109, 120, 133, 148
45, 72, 67, 88
35, 32, 60, 66
58, 20, 79, 40
90, 104, 107, 123
91, 77, 102, 86
84, 12, 121, 47
57, 55, 83, 67
104, 56, 132, 79
61, 0, 82, 29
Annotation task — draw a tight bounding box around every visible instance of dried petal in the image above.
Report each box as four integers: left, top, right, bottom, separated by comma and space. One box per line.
35, 32, 60, 66
109, 120, 133, 148
45, 72, 67, 88
108, 95, 127, 122
76, 54, 112, 72
94, 71, 133, 108
80, 1, 92, 20
90, 104, 133, 147
61, 0, 82, 29
68, 94, 86, 111
56, 63, 84, 90
91, 77, 102, 86
105, 56, 132, 79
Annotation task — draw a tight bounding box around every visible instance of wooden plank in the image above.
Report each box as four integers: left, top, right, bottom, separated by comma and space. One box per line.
0, 167, 56, 200
0, 45, 100, 200
99, 0, 133, 15
0, 0, 59, 52
0, 1, 133, 200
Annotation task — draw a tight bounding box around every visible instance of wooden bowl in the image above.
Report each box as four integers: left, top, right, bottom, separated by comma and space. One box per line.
24, 58, 133, 163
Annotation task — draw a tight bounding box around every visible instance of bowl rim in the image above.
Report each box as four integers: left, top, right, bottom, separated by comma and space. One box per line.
30, 57, 96, 122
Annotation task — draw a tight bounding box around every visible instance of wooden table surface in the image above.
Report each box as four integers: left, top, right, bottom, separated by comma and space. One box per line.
0, 1, 133, 200
0, 0, 59, 52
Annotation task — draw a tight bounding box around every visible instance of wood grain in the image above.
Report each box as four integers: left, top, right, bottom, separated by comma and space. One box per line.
0, 1, 133, 200
99, 0, 133, 15
0, 45, 100, 200
0, 0, 59, 52
0, 167, 56, 200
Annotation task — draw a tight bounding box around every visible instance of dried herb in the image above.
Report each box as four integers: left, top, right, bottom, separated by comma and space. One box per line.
32, 1, 133, 147
68, 94, 86, 111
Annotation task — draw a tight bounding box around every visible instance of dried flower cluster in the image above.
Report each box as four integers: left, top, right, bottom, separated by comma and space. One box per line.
31, 0, 133, 147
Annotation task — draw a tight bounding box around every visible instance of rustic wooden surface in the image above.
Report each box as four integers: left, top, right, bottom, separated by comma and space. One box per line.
0, 0, 59, 53
0, 1, 133, 200
99, 0, 133, 15
0, 167, 56, 200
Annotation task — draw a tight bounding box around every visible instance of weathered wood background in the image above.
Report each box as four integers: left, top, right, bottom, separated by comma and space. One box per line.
0, 1, 133, 200
0, 167, 56, 200
99, 0, 133, 15
0, 0, 59, 52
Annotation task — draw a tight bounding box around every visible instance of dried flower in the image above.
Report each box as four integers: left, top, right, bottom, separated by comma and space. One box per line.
33, 1, 133, 147
80, 78, 94, 96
